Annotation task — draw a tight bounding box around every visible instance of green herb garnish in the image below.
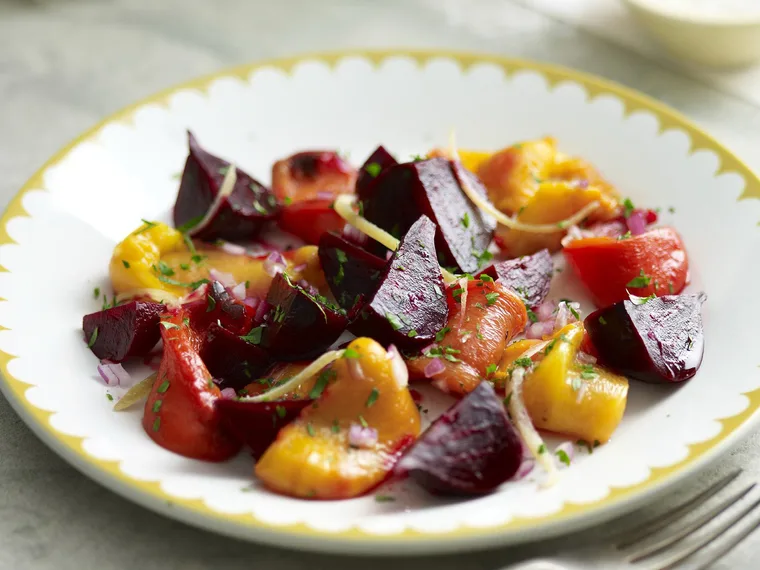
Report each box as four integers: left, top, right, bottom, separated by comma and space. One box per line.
627, 270, 652, 288
87, 327, 99, 348
365, 388, 379, 408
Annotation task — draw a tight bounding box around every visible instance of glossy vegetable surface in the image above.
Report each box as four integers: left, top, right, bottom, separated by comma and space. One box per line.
278, 199, 346, 245
521, 323, 629, 443
255, 338, 420, 499
173, 132, 278, 241
407, 279, 527, 396
563, 227, 689, 307
585, 293, 706, 384
142, 311, 241, 461
272, 150, 356, 203
83, 301, 164, 362
351, 215, 448, 350
396, 381, 522, 495
479, 249, 553, 308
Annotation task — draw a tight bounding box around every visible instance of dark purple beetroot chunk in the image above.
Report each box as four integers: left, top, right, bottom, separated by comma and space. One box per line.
362, 158, 495, 273
395, 381, 522, 495
318, 232, 386, 312
478, 249, 553, 308
216, 398, 312, 459
183, 281, 255, 336
585, 293, 707, 384
201, 323, 270, 391
83, 301, 164, 362
356, 145, 398, 198
262, 273, 349, 361
351, 215, 448, 350
173, 132, 278, 242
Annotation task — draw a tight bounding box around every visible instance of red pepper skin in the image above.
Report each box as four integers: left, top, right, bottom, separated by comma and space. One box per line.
278, 199, 346, 245
563, 227, 689, 307
142, 310, 241, 461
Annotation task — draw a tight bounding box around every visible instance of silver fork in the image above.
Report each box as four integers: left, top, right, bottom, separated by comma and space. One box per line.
502, 469, 760, 570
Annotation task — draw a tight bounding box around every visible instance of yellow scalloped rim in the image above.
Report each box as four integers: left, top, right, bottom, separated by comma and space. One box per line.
1, 49, 759, 552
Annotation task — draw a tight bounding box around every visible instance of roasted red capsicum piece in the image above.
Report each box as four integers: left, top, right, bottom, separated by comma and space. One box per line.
563, 227, 689, 307
143, 310, 241, 461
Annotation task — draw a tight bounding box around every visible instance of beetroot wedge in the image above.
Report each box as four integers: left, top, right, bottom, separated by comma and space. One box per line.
318, 232, 386, 312
262, 273, 349, 361
216, 398, 312, 459
351, 215, 448, 350
173, 131, 278, 241
362, 158, 495, 273
395, 381, 522, 495
184, 281, 256, 336
478, 249, 553, 308
83, 301, 164, 362
585, 293, 707, 384
201, 323, 270, 391
356, 145, 398, 198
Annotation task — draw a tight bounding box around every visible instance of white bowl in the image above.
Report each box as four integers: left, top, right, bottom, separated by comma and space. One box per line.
622, 0, 760, 67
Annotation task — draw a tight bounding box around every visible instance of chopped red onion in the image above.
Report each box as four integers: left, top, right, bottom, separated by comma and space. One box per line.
554, 301, 580, 332
220, 387, 237, 400
218, 241, 247, 256
560, 225, 595, 247
342, 223, 368, 246
536, 301, 555, 322
292, 263, 307, 273
525, 321, 554, 339
554, 440, 575, 467
254, 299, 271, 323
243, 296, 261, 309
231, 282, 247, 301
626, 210, 647, 236
348, 423, 378, 449
514, 458, 536, 480
387, 344, 409, 387
423, 357, 445, 378
385, 250, 393, 261
263, 252, 287, 277
208, 268, 236, 288
298, 279, 319, 297
97, 360, 131, 387
577, 351, 597, 365
179, 282, 209, 305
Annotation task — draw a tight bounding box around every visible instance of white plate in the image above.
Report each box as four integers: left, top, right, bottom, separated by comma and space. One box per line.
1, 50, 759, 555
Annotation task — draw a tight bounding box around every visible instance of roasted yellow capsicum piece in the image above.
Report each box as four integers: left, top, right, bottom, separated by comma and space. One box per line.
521, 323, 628, 444
109, 221, 187, 299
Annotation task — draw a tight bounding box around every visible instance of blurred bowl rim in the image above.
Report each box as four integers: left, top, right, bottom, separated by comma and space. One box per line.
623, 0, 760, 27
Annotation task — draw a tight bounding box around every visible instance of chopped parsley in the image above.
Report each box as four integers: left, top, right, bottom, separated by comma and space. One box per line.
135, 219, 159, 234
306, 423, 315, 437
157, 274, 209, 290
93, 287, 100, 299
566, 303, 580, 320
176, 214, 204, 233
157, 380, 170, 393
475, 249, 493, 267
503, 392, 512, 407
668, 206, 676, 214
461, 212, 470, 228
485, 363, 498, 376
365, 162, 382, 177
309, 369, 335, 399
152, 400, 162, 413
275, 405, 287, 419
555, 449, 571, 466
87, 327, 99, 348
485, 292, 499, 306
160, 321, 180, 330
579, 364, 598, 380
598, 316, 608, 325
253, 201, 268, 215
407, 329, 418, 338
331, 419, 340, 434
343, 347, 360, 359
375, 495, 396, 503
122, 260, 130, 269
538, 444, 547, 454
365, 388, 379, 408
514, 357, 532, 368
479, 274, 493, 283
106, 393, 114, 402
410, 154, 425, 162
627, 270, 652, 288
152, 417, 161, 432
358, 415, 368, 428
206, 294, 216, 312
526, 307, 538, 323
385, 312, 403, 331
617, 231, 632, 241
240, 326, 264, 345
668, 282, 675, 294
623, 198, 635, 218
435, 327, 451, 342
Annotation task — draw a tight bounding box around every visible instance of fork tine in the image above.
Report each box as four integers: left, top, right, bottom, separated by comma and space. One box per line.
616, 469, 742, 550
627, 482, 756, 563
691, 511, 760, 570
651, 494, 760, 570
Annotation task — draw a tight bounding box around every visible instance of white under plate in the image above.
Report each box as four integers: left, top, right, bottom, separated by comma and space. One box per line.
1, 50, 759, 555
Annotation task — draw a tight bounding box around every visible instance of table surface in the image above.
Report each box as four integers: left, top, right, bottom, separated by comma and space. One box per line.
2, 0, 760, 568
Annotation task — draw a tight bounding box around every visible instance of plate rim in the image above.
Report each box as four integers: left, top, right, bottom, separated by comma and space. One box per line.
1, 48, 759, 554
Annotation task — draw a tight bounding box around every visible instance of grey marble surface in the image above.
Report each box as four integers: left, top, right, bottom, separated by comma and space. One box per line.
1, 1, 760, 568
